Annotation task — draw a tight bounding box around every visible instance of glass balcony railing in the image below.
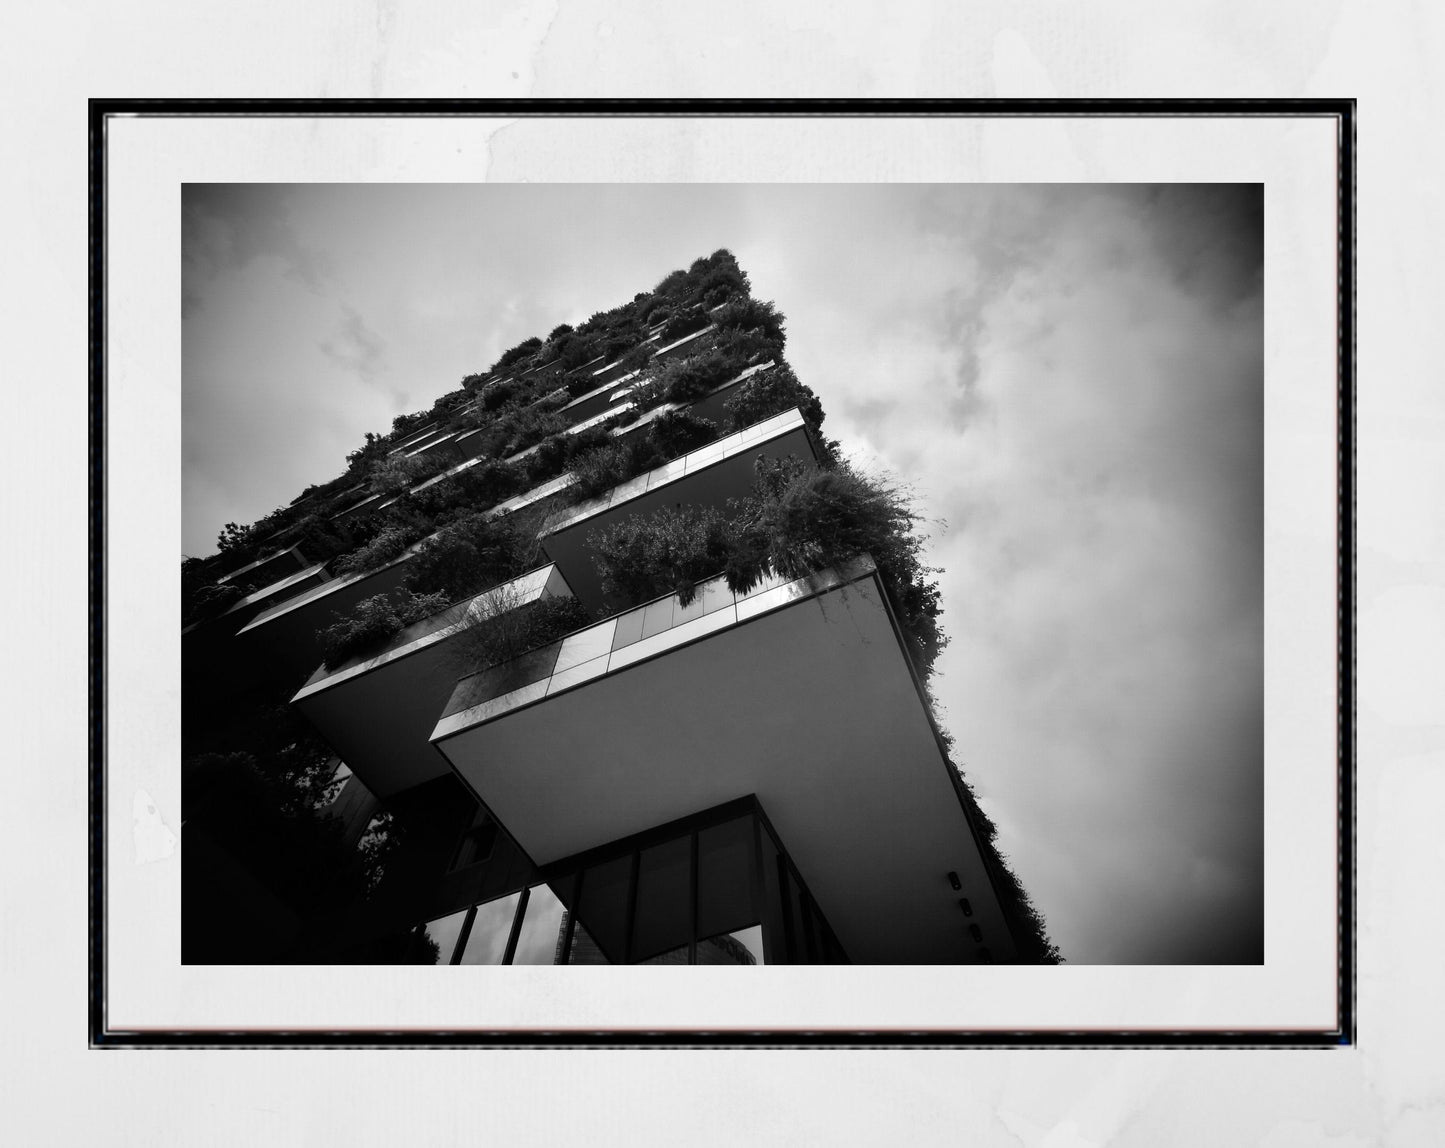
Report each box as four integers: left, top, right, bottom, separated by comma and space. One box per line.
293, 563, 568, 696
433, 554, 877, 734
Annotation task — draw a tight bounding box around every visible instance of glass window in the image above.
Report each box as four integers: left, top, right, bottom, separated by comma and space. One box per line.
632, 836, 692, 963
697, 925, 763, 965
511, 884, 567, 965
565, 921, 613, 965
457, 892, 522, 965
798, 888, 821, 963
317, 759, 353, 807
778, 857, 805, 963
640, 596, 674, 639
610, 605, 646, 651
696, 575, 734, 616
697, 816, 755, 942
451, 813, 498, 870
637, 944, 690, 965
730, 924, 765, 965
573, 855, 631, 964
418, 908, 468, 965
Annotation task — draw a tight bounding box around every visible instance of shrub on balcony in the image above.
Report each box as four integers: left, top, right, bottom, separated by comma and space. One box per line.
404, 511, 530, 603
627, 346, 741, 414
722, 363, 825, 434
692, 262, 749, 308
367, 452, 435, 496
659, 308, 710, 343
712, 322, 783, 367
558, 332, 602, 370
741, 458, 946, 672
275, 512, 352, 565
391, 410, 431, 437
498, 407, 568, 458
480, 376, 523, 412
494, 336, 543, 372
345, 431, 389, 475
446, 592, 593, 678
184, 579, 246, 625
601, 325, 646, 363
318, 588, 451, 669
658, 350, 737, 403
713, 296, 786, 347
588, 505, 739, 607
568, 440, 642, 500
452, 458, 527, 509
644, 409, 719, 459
618, 342, 655, 374
333, 514, 430, 577
580, 454, 947, 676
653, 267, 689, 298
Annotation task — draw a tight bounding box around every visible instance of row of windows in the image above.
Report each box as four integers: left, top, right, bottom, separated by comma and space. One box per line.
415, 800, 846, 965
418, 884, 568, 965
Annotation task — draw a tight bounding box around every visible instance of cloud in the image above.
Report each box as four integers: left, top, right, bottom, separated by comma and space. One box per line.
182, 186, 330, 319
911, 188, 1264, 962
320, 305, 389, 383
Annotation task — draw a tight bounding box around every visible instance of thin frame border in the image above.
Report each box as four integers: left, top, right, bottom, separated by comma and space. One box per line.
88, 97, 1356, 1049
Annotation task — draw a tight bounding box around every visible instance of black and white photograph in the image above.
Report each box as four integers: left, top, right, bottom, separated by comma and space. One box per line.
179, 182, 1264, 971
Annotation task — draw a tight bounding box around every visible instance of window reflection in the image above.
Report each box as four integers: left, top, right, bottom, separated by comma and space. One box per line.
419, 908, 468, 965
565, 920, 613, 965
512, 885, 567, 965
458, 892, 521, 965
574, 855, 631, 963
697, 816, 753, 941
697, 926, 761, 965
538, 801, 848, 965
632, 837, 691, 963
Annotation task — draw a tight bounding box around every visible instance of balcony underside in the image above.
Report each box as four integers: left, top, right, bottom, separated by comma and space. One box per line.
433, 563, 1013, 965
215, 544, 310, 587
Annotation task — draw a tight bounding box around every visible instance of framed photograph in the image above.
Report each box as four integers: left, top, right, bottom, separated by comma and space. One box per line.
91, 100, 1352, 1046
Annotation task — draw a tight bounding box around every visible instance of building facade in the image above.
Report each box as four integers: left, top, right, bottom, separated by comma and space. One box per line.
181, 251, 1055, 965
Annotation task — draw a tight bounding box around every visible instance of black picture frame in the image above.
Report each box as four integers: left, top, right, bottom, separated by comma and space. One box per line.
89, 97, 1355, 1048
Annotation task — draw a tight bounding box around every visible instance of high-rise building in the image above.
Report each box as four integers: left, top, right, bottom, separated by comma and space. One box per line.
181, 250, 1057, 966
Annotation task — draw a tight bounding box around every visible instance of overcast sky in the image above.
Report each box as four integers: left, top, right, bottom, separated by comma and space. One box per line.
183, 183, 1263, 964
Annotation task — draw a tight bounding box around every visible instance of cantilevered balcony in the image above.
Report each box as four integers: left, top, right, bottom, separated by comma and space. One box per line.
292, 564, 572, 799
329, 489, 386, 524
403, 429, 462, 461
389, 422, 442, 454
215, 544, 313, 588
538, 406, 816, 614
431, 556, 1013, 965
239, 469, 581, 680
557, 324, 714, 426
222, 563, 331, 618
236, 546, 419, 680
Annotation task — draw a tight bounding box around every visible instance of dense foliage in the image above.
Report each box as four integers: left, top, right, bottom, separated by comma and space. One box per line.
567, 409, 721, 500
445, 593, 593, 679
318, 588, 452, 669
587, 455, 945, 672
332, 519, 425, 577
722, 363, 824, 435
403, 511, 533, 603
